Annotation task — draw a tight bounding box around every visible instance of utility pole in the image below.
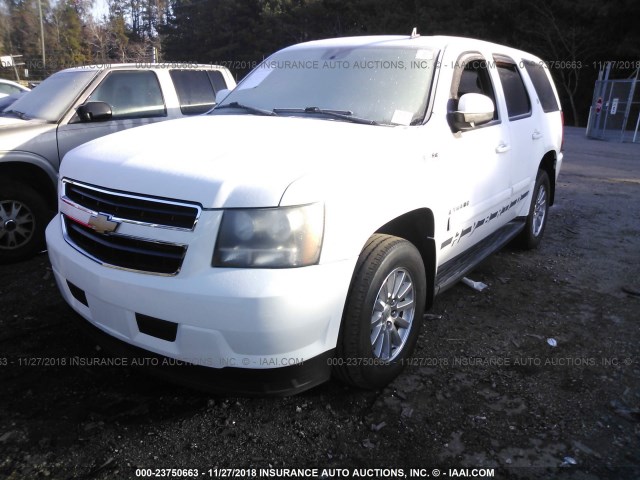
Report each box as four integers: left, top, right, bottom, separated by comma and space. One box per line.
38, 0, 45, 68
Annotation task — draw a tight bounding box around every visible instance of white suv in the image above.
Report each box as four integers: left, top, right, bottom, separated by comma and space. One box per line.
46, 35, 563, 395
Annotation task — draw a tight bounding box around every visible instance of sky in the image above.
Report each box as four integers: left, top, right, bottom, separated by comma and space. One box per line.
91, 0, 109, 20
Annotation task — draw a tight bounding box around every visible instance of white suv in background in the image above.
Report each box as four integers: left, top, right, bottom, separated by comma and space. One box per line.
46, 34, 563, 395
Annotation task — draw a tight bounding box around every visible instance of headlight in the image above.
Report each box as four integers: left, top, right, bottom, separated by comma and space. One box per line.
212, 203, 324, 268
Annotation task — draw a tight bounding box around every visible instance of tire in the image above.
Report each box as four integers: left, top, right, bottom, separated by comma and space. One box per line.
517, 169, 550, 250
0, 181, 53, 263
334, 234, 427, 389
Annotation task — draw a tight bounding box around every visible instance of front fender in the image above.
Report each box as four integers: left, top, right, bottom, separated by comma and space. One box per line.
0, 151, 59, 186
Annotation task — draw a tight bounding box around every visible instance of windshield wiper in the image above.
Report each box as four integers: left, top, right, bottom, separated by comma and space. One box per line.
215, 102, 277, 116
273, 107, 379, 125
2, 109, 29, 120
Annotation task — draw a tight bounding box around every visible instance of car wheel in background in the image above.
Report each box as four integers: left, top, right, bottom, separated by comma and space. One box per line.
0, 181, 53, 263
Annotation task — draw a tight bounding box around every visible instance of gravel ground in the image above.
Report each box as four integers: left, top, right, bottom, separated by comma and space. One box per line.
0, 127, 639, 480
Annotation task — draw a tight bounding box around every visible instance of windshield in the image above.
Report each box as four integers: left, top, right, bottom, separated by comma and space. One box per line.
4, 70, 97, 122
214, 44, 438, 125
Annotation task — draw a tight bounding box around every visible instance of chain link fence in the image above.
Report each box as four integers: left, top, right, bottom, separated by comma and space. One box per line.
586, 74, 640, 143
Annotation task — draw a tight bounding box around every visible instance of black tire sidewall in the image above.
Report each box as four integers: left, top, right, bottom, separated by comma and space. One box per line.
0, 181, 52, 263
338, 236, 427, 389
521, 170, 550, 249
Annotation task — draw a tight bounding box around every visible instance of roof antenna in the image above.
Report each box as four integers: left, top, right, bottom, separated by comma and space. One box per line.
410, 27, 420, 39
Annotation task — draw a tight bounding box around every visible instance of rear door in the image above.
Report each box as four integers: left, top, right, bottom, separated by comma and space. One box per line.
492, 55, 544, 208
522, 58, 564, 178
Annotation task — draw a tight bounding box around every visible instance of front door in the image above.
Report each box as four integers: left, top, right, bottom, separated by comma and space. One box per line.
57, 70, 168, 161
438, 54, 513, 265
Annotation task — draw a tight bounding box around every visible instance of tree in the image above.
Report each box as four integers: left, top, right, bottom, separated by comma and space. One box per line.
0, 0, 10, 55
5, 0, 43, 60
49, 0, 89, 67
161, 0, 263, 70
98, 0, 131, 61
516, 0, 610, 126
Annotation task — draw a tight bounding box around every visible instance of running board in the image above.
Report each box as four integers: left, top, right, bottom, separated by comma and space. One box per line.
435, 219, 526, 295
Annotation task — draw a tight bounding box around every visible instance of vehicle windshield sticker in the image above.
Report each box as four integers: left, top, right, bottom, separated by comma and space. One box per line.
415, 49, 433, 60
391, 110, 413, 126
237, 65, 273, 90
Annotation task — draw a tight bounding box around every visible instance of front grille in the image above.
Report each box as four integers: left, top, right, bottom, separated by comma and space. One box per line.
60, 180, 199, 275
65, 218, 187, 275
64, 181, 199, 230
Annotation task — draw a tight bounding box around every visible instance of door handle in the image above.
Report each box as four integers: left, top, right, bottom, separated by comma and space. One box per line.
496, 143, 511, 154
532, 130, 543, 140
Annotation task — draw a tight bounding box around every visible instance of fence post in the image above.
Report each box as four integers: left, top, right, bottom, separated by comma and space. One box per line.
621, 68, 639, 141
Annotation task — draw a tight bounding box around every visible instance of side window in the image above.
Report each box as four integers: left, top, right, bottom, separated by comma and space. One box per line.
208, 71, 228, 92
453, 57, 498, 122
523, 60, 560, 113
494, 60, 531, 119
170, 70, 220, 115
89, 71, 166, 119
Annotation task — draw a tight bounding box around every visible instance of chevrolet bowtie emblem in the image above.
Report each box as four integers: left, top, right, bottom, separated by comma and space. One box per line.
88, 213, 120, 234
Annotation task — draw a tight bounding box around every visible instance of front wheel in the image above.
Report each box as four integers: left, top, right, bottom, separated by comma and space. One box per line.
334, 234, 427, 389
0, 181, 52, 263
517, 169, 550, 250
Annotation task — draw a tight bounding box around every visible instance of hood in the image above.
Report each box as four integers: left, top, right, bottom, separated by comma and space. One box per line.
61, 115, 410, 209
0, 116, 56, 153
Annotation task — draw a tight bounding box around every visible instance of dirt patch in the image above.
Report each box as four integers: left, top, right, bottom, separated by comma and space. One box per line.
1, 128, 639, 479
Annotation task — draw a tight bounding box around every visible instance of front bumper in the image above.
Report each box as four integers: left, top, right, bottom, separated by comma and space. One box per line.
71, 310, 335, 395
46, 215, 355, 395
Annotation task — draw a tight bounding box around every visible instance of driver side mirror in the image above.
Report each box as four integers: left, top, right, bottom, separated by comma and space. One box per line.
451, 93, 495, 131
76, 101, 113, 122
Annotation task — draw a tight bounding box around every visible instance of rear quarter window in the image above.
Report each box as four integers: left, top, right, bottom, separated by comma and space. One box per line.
523, 60, 560, 113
